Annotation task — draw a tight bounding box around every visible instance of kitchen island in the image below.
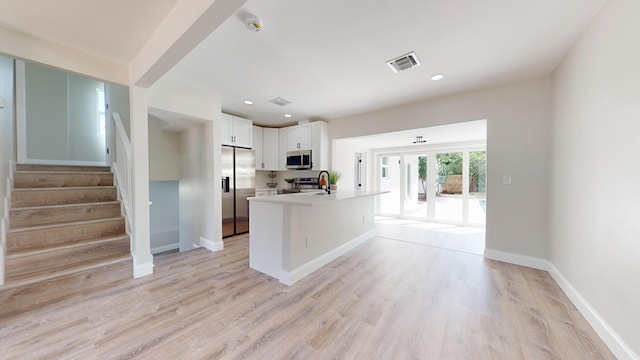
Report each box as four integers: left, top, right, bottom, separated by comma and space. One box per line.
248, 190, 386, 285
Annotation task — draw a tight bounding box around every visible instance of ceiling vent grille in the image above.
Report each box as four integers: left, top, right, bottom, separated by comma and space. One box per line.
269, 97, 291, 106
386, 52, 421, 73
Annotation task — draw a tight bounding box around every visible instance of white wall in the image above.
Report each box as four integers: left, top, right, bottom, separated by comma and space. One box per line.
332, 140, 371, 191
148, 115, 180, 181
178, 122, 217, 251
550, 0, 640, 357
148, 75, 221, 122
329, 78, 552, 259
0, 55, 15, 285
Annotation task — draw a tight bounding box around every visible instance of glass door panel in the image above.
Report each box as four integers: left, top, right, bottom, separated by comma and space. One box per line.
403, 154, 427, 219
379, 155, 401, 215
435, 152, 463, 222
468, 151, 487, 224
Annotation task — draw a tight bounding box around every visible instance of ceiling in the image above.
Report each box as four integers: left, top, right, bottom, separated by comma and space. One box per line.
0, 0, 605, 128
0, 0, 178, 64
342, 119, 487, 150
167, 0, 605, 126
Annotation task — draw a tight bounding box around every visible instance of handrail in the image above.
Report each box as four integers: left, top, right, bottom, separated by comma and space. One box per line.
112, 113, 133, 232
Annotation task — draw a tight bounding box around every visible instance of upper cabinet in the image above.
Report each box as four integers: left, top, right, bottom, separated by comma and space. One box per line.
253, 126, 279, 171
281, 121, 328, 170
287, 123, 312, 151
221, 113, 252, 148
252, 126, 263, 168
262, 128, 279, 170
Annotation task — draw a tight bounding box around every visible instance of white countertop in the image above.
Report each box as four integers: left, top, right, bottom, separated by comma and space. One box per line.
248, 189, 388, 207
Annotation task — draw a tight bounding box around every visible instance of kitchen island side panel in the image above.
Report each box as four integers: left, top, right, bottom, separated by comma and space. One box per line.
287, 196, 375, 271
249, 201, 284, 279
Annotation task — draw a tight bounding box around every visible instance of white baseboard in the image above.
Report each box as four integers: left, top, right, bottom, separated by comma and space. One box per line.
132, 255, 154, 278
151, 243, 179, 254
200, 237, 224, 252
547, 263, 638, 360
485, 248, 637, 360
483, 248, 549, 271
279, 229, 376, 286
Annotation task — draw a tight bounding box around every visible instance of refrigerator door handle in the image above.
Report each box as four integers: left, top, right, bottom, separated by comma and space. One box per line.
222, 176, 230, 193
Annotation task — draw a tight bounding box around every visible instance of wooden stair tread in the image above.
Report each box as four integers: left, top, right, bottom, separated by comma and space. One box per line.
10, 201, 122, 228
5, 238, 131, 285
8, 216, 125, 233
7, 234, 130, 257
11, 200, 121, 211
0, 259, 132, 317
15, 170, 112, 175
11, 186, 118, 208
12, 185, 117, 191
2, 255, 131, 290
13, 172, 114, 188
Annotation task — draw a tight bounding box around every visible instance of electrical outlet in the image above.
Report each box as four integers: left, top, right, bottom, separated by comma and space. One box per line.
305, 236, 312, 248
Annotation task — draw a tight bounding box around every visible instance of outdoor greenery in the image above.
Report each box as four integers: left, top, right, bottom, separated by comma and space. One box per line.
417, 151, 486, 193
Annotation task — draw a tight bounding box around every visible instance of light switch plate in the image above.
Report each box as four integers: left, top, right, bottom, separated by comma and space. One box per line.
503, 175, 512, 185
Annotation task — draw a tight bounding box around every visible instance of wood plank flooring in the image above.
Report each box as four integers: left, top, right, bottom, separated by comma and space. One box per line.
0, 234, 614, 359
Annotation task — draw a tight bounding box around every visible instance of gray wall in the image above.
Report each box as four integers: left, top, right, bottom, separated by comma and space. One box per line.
24, 62, 106, 164
149, 181, 179, 253
551, 0, 640, 355
148, 115, 180, 181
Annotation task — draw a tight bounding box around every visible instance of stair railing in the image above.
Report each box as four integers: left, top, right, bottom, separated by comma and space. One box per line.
112, 113, 132, 227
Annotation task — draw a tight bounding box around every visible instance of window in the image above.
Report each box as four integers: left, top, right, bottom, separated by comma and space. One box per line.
381, 157, 389, 178
96, 87, 106, 137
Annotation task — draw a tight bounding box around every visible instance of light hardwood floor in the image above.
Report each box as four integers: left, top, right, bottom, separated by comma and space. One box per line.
0, 234, 614, 359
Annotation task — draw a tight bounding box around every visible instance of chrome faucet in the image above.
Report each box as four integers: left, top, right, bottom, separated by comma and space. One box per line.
318, 170, 331, 194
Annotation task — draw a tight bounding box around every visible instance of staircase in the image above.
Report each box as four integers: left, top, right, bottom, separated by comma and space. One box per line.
3, 164, 131, 291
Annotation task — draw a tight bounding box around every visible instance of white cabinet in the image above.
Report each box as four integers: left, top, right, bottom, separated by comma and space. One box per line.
262, 128, 279, 170
279, 121, 329, 170
253, 126, 279, 170
221, 113, 252, 148
286, 123, 312, 150
253, 126, 263, 167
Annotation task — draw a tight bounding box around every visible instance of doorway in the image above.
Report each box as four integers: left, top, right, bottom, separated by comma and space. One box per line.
376, 148, 486, 227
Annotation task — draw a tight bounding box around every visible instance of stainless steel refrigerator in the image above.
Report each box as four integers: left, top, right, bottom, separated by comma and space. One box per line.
221, 146, 255, 237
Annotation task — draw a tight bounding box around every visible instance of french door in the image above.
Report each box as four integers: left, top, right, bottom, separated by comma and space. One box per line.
376, 149, 486, 226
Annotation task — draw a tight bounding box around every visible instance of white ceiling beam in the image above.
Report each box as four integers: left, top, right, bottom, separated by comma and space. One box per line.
0, 26, 128, 84
130, 0, 247, 88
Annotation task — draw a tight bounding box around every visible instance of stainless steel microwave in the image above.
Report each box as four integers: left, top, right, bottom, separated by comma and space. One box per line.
286, 149, 312, 169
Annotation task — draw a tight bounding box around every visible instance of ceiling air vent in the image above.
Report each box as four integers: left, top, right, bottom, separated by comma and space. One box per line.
269, 97, 291, 106
386, 52, 421, 73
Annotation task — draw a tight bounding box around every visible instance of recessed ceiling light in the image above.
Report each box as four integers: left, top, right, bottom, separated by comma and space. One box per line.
284, 114, 292, 118
243, 100, 253, 105
431, 74, 445, 81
